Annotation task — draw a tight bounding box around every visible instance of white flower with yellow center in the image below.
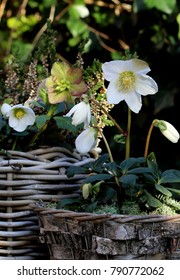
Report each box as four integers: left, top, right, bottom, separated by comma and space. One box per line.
157, 120, 180, 143
1, 103, 36, 132
75, 127, 97, 153
66, 100, 91, 129
102, 58, 158, 113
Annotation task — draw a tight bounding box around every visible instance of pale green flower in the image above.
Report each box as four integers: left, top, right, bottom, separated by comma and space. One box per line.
45, 62, 88, 104
75, 127, 98, 153
102, 59, 158, 113
157, 120, 179, 143
66, 100, 91, 128
1, 103, 35, 132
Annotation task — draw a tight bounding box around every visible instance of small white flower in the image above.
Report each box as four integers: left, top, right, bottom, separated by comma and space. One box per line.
75, 127, 97, 153
102, 59, 158, 113
66, 100, 91, 128
1, 103, 11, 116
1, 103, 36, 132
157, 120, 180, 143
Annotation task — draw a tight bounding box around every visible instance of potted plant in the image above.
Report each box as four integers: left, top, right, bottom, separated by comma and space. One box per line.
31, 51, 180, 260
0, 31, 96, 260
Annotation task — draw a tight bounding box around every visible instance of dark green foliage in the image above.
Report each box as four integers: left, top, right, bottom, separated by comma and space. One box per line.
65, 152, 180, 214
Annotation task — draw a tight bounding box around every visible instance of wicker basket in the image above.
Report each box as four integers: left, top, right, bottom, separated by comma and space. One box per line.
32, 206, 180, 260
0, 147, 94, 259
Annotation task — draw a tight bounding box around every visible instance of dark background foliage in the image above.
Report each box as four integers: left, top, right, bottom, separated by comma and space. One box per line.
0, 0, 180, 169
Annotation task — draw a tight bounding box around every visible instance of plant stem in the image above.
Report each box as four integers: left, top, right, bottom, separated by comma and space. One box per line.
98, 128, 114, 162
125, 107, 131, 159
11, 136, 18, 151
144, 119, 158, 158
98, 128, 122, 203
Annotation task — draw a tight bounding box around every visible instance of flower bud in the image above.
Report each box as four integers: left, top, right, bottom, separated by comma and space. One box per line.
157, 120, 180, 143
82, 183, 92, 199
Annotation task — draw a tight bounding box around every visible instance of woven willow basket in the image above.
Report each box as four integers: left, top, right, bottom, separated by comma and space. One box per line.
32, 206, 180, 260
0, 147, 94, 260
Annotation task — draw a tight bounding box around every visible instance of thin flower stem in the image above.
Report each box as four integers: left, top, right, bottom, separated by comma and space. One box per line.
98, 128, 122, 209
125, 107, 131, 159
144, 119, 158, 158
98, 128, 121, 188
11, 136, 18, 151
91, 99, 126, 135
98, 128, 114, 162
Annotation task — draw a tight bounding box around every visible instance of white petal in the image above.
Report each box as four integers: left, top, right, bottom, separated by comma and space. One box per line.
72, 104, 87, 125
66, 102, 91, 127
83, 104, 91, 129
102, 61, 127, 81
130, 59, 151, 75
75, 128, 96, 153
161, 121, 180, 143
124, 91, 142, 113
65, 105, 77, 117
106, 79, 125, 104
22, 114, 35, 126
9, 117, 19, 129
13, 122, 27, 132
1, 103, 11, 116
135, 74, 158, 96
24, 109, 35, 125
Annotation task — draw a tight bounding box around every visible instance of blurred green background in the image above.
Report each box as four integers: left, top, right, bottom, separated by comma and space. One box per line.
0, 0, 180, 169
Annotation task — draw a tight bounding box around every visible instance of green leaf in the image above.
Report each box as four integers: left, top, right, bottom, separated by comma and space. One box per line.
7, 15, 38, 38
114, 134, 126, 144
144, 190, 163, 208
91, 153, 109, 173
167, 187, 180, 195
54, 102, 67, 115
35, 115, 51, 129
66, 166, 90, 178
159, 169, 180, 184
54, 116, 79, 133
69, 4, 89, 19
147, 156, 160, 179
177, 13, 180, 40
128, 167, 152, 174
38, 88, 49, 106
143, 173, 156, 183
32, 100, 47, 110
155, 184, 172, 197
120, 174, 137, 187
97, 185, 117, 203
68, 37, 81, 47
120, 157, 145, 172
134, 0, 176, 14
66, 19, 87, 37
84, 174, 113, 183
144, 0, 176, 14
103, 161, 119, 176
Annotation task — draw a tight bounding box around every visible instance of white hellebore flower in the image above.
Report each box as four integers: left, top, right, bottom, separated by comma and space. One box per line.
102, 59, 158, 113
1, 103, 36, 132
66, 100, 91, 128
75, 127, 97, 153
157, 120, 180, 143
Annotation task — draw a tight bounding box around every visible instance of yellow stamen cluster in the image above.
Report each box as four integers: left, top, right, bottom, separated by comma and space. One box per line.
14, 109, 25, 119
117, 71, 136, 92
56, 79, 71, 92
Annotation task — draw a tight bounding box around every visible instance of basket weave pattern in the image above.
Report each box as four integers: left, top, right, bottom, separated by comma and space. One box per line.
33, 207, 180, 260
0, 147, 93, 259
